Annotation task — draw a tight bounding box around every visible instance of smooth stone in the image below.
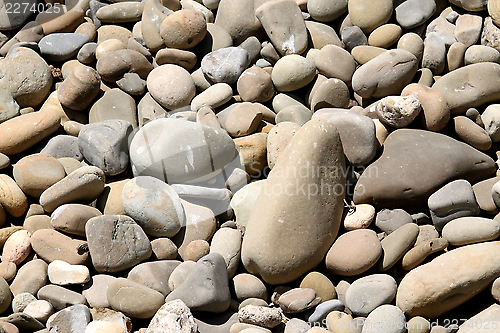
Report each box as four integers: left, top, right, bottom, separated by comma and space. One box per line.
368, 24, 401, 48
442, 217, 500, 246
160, 9, 206, 49
307, 0, 346, 22
23, 214, 52, 234
343, 204, 376, 230
122, 176, 184, 237
428, 179, 480, 230
450, 0, 486, 10
225, 103, 263, 137
352, 50, 418, 99
267, 122, 300, 170
0, 277, 10, 314
86, 215, 152, 273
415, 225, 440, 246
241, 119, 345, 284
39, 33, 89, 61
353, 129, 496, 210
237, 67, 274, 103
77, 42, 97, 64
146, 64, 196, 110
433, 63, 500, 114
326, 229, 382, 276
39, 166, 106, 213
127, 260, 180, 296
375, 209, 413, 234
38, 285, 87, 311
377, 223, 419, 271
232, 322, 271, 333
455, 14, 483, 47
201, 47, 250, 84
351, 45, 386, 65
481, 17, 500, 52
137, 93, 168, 127
85, 321, 127, 333
401, 84, 450, 132
406, 317, 430, 333
348, 0, 392, 33
57, 64, 101, 111
305, 299, 344, 324
95, 39, 126, 60
96, 49, 153, 82
272, 55, 316, 92
278, 288, 320, 313
31, 229, 88, 265
300, 271, 336, 303
165, 253, 231, 313
325, 311, 361, 333
306, 21, 343, 50
238, 305, 282, 328
0, 153, 9, 169
447, 42, 466, 72
1, 230, 30, 265
171, 199, 217, 259
95, 179, 127, 216
168, 260, 196, 291
129, 118, 236, 184
232, 273, 267, 302
0, 261, 16, 281
196, 23, 233, 57
465, 45, 500, 65
397, 241, 500, 318
47, 260, 90, 286
375, 95, 421, 128
178, 239, 207, 262
210, 228, 242, 278
345, 274, 397, 316
395, 0, 435, 29
147, 299, 197, 333
152, 238, 179, 260
107, 278, 164, 319
315, 45, 355, 86
141, 0, 173, 52
312, 109, 376, 166
116, 72, 146, 96
155, 48, 197, 71
89, 88, 138, 128
310, 78, 350, 111
276, 105, 312, 126
401, 238, 449, 270
0, 109, 60, 156
78, 120, 132, 176
0, 175, 27, 217
9, 259, 47, 296
474, 176, 500, 215
0, 47, 52, 107
96, 2, 143, 23
230, 180, 265, 228
398, 33, 424, 61
341, 25, 368, 52
45, 304, 90, 333
0, 87, 19, 124
40, 135, 82, 161
191, 83, 233, 111
457, 304, 500, 333
50, 204, 101, 237
256, 0, 307, 55
82, 275, 116, 308
213, 0, 265, 44
361, 305, 405, 333
1, 312, 43, 330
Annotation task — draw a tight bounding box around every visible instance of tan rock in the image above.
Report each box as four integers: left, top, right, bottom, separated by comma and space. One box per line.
160, 9, 207, 49
0, 175, 28, 217
2, 230, 31, 265
234, 133, 268, 176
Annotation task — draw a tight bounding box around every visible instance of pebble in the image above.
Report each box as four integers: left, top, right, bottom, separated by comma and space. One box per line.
348, 0, 393, 33
202, 47, 250, 84
375, 95, 421, 128
97, 49, 153, 82
326, 229, 382, 276
299, 271, 336, 303
31, 229, 88, 265
85, 321, 127, 333
238, 305, 282, 329
23, 300, 54, 322
377, 223, 419, 271
89, 88, 138, 128
345, 274, 397, 316
128, 260, 180, 296
39, 33, 89, 61
45, 304, 90, 332
442, 217, 500, 246
168, 260, 196, 291
305, 299, 344, 325
82, 274, 116, 308
401, 238, 449, 270
47, 260, 90, 285
428, 179, 480, 230
12, 292, 36, 313
272, 55, 316, 92
237, 67, 275, 103
39, 166, 106, 213
395, 0, 436, 29
38, 285, 87, 311
361, 305, 406, 333
375, 209, 413, 234
1, 230, 30, 265
397, 241, 500, 318
147, 299, 197, 333
210, 227, 242, 278
10, 259, 47, 296
107, 278, 165, 319
315, 45, 356, 86
325, 311, 361, 333
50, 204, 102, 237
86, 215, 152, 273
232, 273, 268, 302
225, 103, 263, 137
116, 72, 146, 96
0, 261, 16, 281
96, 2, 144, 23
160, 9, 206, 49
191, 83, 233, 111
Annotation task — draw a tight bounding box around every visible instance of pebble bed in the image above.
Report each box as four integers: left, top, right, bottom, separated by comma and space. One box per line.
0, 0, 500, 332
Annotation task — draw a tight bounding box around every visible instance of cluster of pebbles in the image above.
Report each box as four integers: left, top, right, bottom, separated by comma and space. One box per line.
2, 0, 500, 331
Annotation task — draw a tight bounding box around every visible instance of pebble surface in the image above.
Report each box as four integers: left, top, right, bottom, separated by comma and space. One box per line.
0, 1, 499, 332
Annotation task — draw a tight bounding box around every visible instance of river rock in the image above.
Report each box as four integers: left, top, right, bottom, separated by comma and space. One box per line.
127, 260, 180, 296
256, 0, 307, 55
361, 305, 406, 333
48, 260, 90, 285
352, 50, 418, 99
146, 64, 195, 110
45, 304, 90, 332
241, 118, 345, 284
57, 64, 101, 111
232, 273, 268, 302
326, 229, 382, 276
147, 299, 197, 333
96, 2, 144, 23
1, 229, 30, 265
272, 55, 316, 92
31, 229, 88, 265
201, 47, 250, 84
375, 209, 413, 234
238, 305, 282, 328
82, 274, 116, 309
237, 67, 275, 103
160, 9, 206, 49
89, 88, 138, 128
345, 274, 397, 316
395, 0, 436, 29
397, 241, 500, 318
39, 33, 89, 61
38, 285, 87, 311
278, 288, 320, 313
97, 49, 153, 82
10, 259, 47, 296
353, 129, 496, 210
210, 227, 242, 278
39, 166, 106, 213
141, 0, 173, 52
0, 47, 52, 107
401, 238, 449, 270
129, 118, 236, 184
50, 204, 102, 237
348, 0, 393, 33
442, 217, 500, 246
107, 278, 165, 318
428, 179, 480, 230
165, 253, 231, 313
433, 62, 500, 114
375, 95, 421, 128
377, 223, 419, 271
86, 215, 152, 273
213, 0, 264, 44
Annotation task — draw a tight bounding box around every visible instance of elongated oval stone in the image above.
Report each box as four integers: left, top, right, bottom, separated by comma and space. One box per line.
396, 241, 500, 318
241, 118, 346, 284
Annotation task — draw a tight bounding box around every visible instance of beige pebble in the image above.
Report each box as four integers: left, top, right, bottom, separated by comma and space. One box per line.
350, 45, 386, 65
184, 240, 210, 262
155, 48, 197, 70
95, 39, 126, 60
397, 33, 424, 61
2, 230, 31, 265
0, 261, 16, 281
23, 300, 54, 322
160, 9, 207, 49
48, 260, 91, 285
85, 321, 127, 333
234, 133, 268, 176
237, 66, 275, 103
0, 175, 28, 218
343, 204, 375, 230
368, 24, 402, 48
226, 103, 263, 137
